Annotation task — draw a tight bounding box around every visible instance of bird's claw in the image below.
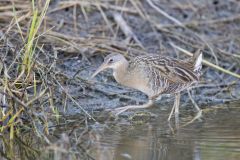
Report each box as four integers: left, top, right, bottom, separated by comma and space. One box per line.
106, 106, 133, 116
114, 106, 131, 116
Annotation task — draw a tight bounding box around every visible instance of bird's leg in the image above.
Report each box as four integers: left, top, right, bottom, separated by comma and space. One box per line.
113, 99, 154, 116
187, 89, 202, 120
168, 92, 181, 121
187, 89, 201, 111
174, 92, 180, 116
168, 103, 175, 121
174, 93, 180, 127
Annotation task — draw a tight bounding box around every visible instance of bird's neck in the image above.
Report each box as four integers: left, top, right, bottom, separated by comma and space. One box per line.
113, 60, 129, 84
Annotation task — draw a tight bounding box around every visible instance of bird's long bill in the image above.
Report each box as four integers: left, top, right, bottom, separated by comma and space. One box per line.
91, 63, 107, 79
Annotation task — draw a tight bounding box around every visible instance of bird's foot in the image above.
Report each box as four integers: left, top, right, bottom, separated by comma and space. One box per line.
190, 109, 203, 122
181, 109, 203, 127
109, 101, 154, 117
111, 105, 135, 116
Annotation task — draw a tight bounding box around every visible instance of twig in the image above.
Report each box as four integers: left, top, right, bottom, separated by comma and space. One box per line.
49, 1, 138, 14
129, 0, 146, 19
156, 14, 240, 29
146, 0, 182, 26
113, 12, 144, 49
95, 4, 115, 36
170, 42, 240, 79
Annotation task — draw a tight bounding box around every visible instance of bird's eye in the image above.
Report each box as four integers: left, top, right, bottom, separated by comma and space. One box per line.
108, 59, 113, 63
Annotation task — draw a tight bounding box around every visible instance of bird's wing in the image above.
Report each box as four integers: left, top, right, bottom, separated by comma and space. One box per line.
133, 55, 199, 84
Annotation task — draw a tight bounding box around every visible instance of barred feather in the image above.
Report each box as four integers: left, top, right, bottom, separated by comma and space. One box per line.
129, 53, 202, 96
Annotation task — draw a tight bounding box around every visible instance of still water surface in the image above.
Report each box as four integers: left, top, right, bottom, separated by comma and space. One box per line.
90, 103, 240, 160
1, 103, 240, 160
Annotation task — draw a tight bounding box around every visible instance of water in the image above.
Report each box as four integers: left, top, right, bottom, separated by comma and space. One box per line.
1, 102, 240, 160
89, 103, 240, 160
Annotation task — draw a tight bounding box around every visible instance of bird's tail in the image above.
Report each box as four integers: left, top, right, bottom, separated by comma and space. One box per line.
192, 49, 202, 73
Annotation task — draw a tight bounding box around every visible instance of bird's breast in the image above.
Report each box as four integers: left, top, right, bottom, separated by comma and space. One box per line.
113, 70, 155, 97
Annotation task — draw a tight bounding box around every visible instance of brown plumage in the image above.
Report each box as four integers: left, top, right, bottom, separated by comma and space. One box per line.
91, 51, 202, 121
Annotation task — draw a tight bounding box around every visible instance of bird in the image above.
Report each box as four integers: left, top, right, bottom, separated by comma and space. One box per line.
91, 51, 202, 121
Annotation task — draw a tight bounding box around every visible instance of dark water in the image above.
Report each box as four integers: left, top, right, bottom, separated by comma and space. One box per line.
89, 103, 240, 160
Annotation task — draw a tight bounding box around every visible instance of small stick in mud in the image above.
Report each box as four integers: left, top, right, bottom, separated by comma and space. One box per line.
113, 12, 144, 49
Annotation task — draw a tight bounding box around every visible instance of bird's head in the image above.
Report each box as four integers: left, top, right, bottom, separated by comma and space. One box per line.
91, 53, 127, 78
